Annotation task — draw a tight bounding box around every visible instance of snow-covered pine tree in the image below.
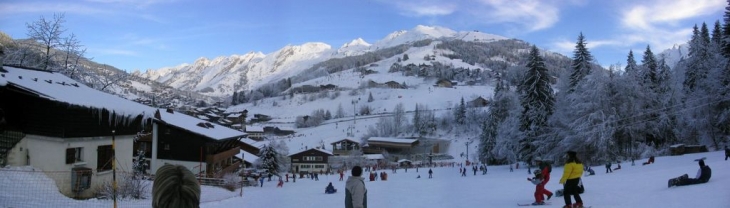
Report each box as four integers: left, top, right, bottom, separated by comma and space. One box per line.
231, 91, 238, 105
454, 97, 467, 125
569, 32, 593, 91
258, 144, 282, 177
413, 104, 422, 135
368, 92, 374, 102
518, 45, 555, 162
336, 103, 345, 119
478, 75, 514, 163
625, 50, 639, 78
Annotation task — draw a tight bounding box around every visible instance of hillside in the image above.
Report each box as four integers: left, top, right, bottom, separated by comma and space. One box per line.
136, 25, 512, 98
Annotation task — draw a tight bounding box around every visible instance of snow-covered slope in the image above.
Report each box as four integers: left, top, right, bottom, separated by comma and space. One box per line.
137, 25, 507, 97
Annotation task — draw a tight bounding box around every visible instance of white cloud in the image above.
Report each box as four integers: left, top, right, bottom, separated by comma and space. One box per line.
84, 0, 177, 8
379, 0, 457, 17
477, 0, 560, 31
0, 2, 109, 16
617, 0, 723, 53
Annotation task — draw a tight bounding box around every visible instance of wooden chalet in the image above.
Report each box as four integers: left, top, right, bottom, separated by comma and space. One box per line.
435, 79, 454, 88
363, 137, 419, 154
0, 65, 153, 198
289, 148, 333, 174
244, 125, 265, 141
330, 138, 361, 156
150, 109, 247, 178
468, 96, 489, 107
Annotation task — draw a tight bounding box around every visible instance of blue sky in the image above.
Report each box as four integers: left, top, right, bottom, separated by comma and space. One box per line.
0, 0, 725, 72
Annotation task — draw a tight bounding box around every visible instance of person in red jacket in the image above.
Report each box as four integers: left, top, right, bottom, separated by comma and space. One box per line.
529, 158, 553, 205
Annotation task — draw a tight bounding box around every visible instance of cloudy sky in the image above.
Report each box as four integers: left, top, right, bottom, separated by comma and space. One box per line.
0, 0, 725, 71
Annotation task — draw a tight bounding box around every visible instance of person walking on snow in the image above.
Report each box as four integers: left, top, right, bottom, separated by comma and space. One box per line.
559, 151, 585, 208
345, 166, 367, 208
725, 146, 729, 161
428, 168, 433, 178
605, 161, 612, 173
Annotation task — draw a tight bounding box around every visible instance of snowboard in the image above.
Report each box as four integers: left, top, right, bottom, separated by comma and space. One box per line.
517, 202, 551, 206
668, 174, 688, 187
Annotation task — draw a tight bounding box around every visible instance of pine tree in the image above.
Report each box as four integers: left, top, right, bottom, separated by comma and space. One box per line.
722, 1, 730, 58
641, 45, 658, 90
231, 91, 238, 105
479, 75, 513, 163
258, 145, 281, 176
454, 97, 467, 125
368, 92, 374, 102
625, 50, 638, 77
413, 104, 422, 135
336, 103, 345, 119
518, 45, 555, 161
569, 32, 593, 91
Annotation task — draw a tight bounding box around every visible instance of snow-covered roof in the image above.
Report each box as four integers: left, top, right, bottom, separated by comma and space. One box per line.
277, 126, 294, 131
236, 150, 259, 163
397, 159, 412, 163
364, 154, 384, 160
245, 126, 264, 132
155, 110, 246, 140
330, 138, 360, 144
368, 137, 418, 144
288, 148, 333, 156
196, 115, 209, 120
226, 113, 241, 118
0, 66, 155, 119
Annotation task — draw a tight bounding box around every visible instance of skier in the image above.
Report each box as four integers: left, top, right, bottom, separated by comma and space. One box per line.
473, 165, 477, 175
725, 146, 729, 161
428, 168, 433, 178
605, 161, 612, 173
668, 159, 712, 187
537, 159, 553, 201
259, 176, 265, 188
528, 169, 545, 205
340, 170, 345, 181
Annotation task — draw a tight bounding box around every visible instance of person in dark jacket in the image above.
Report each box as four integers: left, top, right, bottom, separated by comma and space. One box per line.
725, 146, 729, 161
672, 159, 712, 187
325, 182, 337, 194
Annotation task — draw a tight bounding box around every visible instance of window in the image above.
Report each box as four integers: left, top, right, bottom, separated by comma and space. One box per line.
65, 147, 83, 164
303, 156, 322, 161
97, 145, 113, 171
314, 165, 325, 168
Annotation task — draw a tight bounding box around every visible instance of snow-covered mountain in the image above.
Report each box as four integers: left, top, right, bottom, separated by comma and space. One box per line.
136, 25, 508, 97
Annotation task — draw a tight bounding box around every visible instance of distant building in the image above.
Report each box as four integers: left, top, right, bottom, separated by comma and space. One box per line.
330, 138, 361, 156
289, 148, 333, 174
468, 96, 489, 107
435, 79, 454, 88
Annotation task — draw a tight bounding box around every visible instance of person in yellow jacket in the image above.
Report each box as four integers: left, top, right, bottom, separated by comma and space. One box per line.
559, 151, 584, 208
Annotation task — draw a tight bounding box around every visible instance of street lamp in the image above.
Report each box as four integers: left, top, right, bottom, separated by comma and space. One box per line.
465, 139, 471, 165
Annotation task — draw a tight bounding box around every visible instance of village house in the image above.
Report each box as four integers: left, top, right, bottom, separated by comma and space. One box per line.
147, 109, 247, 178
435, 79, 455, 88
330, 138, 361, 156
0, 65, 153, 198
244, 125, 265, 141
468, 96, 490, 108
288, 148, 333, 174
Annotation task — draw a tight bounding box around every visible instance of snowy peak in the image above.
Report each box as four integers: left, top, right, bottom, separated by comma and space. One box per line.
340, 38, 371, 48
372, 25, 504, 49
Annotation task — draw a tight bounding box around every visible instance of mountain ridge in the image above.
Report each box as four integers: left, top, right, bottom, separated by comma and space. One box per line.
135, 25, 508, 97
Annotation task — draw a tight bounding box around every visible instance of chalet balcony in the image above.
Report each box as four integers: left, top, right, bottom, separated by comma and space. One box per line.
207, 146, 240, 164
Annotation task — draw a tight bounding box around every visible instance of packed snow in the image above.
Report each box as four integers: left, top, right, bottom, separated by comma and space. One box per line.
1, 151, 727, 207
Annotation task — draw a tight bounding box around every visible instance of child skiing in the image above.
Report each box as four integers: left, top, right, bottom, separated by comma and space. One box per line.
528, 169, 546, 205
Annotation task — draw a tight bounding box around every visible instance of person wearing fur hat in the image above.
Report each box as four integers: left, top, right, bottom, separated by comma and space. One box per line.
559, 151, 584, 208
669, 159, 712, 187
